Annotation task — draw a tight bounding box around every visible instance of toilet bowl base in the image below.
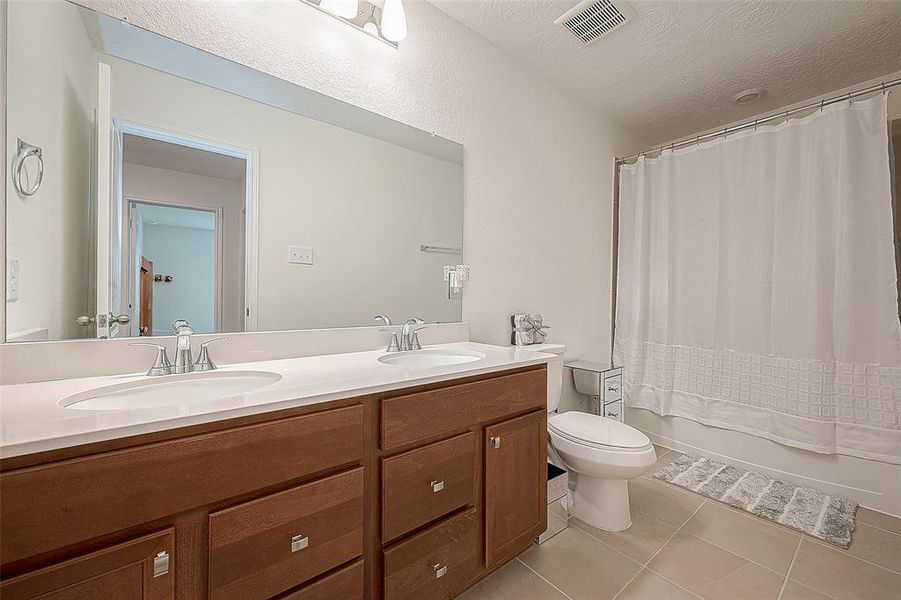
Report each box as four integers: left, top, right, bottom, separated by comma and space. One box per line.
566, 475, 632, 532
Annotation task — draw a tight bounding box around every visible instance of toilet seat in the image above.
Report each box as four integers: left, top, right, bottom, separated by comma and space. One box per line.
548, 411, 651, 452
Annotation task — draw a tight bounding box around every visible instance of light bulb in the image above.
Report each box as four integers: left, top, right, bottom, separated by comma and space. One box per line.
381, 0, 407, 42
320, 0, 358, 19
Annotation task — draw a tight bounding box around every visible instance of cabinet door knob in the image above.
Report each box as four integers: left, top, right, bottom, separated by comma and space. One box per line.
490, 436, 501, 449
433, 563, 447, 578
153, 550, 169, 578
430, 480, 445, 493
291, 535, 309, 552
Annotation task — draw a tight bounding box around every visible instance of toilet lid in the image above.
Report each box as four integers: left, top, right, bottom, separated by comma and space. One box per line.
548, 411, 651, 450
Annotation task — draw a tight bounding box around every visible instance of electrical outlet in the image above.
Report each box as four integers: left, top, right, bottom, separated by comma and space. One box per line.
288, 246, 313, 265
6, 257, 20, 302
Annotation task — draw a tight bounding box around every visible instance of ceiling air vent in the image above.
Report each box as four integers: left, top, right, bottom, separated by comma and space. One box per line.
554, 0, 635, 45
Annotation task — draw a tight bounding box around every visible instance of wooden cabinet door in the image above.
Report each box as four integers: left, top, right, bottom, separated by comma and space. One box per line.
484, 411, 547, 567
0, 529, 174, 600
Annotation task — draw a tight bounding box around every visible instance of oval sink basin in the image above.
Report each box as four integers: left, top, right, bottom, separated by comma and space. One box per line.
378, 349, 486, 369
61, 371, 282, 411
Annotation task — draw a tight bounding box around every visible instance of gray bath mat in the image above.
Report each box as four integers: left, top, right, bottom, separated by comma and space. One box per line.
653, 454, 858, 548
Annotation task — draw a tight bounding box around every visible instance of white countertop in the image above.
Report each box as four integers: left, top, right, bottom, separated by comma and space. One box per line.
0, 342, 551, 458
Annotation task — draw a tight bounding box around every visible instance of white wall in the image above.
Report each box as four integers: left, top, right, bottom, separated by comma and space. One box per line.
106, 54, 464, 331
124, 162, 245, 333
5, 0, 95, 341
72, 0, 644, 407
140, 223, 215, 335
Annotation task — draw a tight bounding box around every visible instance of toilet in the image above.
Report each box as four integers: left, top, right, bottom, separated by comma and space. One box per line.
524, 344, 657, 532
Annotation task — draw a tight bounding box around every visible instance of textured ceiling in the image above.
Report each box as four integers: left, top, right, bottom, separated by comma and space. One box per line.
429, 0, 901, 145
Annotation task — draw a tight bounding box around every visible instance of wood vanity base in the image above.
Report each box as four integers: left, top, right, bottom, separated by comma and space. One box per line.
0, 364, 548, 600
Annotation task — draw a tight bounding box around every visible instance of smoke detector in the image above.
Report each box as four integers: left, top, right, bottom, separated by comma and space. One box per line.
555, 0, 636, 45
733, 88, 766, 105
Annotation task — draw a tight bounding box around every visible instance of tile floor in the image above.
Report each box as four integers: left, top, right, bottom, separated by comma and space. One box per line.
460, 445, 901, 600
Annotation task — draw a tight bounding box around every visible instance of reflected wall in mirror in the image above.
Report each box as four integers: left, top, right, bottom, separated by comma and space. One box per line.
4, 0, 464, 342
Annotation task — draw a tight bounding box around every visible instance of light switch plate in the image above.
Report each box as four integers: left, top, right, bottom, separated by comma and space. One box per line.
6, 257, 19, 302
288, 246, 313, 265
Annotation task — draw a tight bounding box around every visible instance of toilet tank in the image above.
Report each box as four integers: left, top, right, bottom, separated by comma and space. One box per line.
518, 343, 566, 413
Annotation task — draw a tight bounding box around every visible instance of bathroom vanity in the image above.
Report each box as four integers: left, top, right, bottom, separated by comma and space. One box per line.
0, 350, 548, 599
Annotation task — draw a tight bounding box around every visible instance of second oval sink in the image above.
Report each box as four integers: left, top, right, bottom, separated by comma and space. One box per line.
61, 371, 282, 411
378, 348, 486, 369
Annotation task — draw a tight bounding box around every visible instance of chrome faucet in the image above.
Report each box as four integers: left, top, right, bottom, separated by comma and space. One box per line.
172, 320, 194, 374
400, 318, 427, 351
373, 314, 392, 326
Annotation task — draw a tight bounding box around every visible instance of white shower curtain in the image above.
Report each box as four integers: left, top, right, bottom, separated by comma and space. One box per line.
614, 94, 901, 464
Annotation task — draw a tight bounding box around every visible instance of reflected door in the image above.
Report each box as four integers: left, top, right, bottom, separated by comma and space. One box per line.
139, 258, 153, 336
94, 61, 127, 338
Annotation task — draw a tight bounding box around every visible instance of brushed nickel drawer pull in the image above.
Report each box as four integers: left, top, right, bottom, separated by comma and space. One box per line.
153, 550, 169, 578
433, 563, 447, 578
291, 534, 309, 552
430, 480, 445, 493
490, 436, 501, 449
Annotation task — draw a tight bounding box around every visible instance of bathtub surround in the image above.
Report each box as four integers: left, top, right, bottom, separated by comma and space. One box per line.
616, 94, 901, 465
655, 454, 858, 548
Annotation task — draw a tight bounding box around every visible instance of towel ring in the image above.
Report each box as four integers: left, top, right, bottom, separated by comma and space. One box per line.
13, 138, 44, 197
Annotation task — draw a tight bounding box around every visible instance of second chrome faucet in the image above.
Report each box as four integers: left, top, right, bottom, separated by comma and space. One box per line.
131, 320, 229, 376
376, 315, 427, 353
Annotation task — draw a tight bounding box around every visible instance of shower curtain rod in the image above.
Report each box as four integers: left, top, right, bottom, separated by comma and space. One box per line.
616, 77, 901, 165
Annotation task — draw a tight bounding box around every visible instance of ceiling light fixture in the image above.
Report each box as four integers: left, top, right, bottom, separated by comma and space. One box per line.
733, 88, 766, 105
380, 0, 408, 43
300, 0, 405, 47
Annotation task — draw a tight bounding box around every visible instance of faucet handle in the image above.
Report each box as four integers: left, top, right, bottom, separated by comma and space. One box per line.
380, 329, 401, 352
195, 337, 230, 372
129, 343, 173, 377
410, 326, 428, 351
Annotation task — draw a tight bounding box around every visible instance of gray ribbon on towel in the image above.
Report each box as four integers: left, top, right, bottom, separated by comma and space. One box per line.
511, 313, 551, 345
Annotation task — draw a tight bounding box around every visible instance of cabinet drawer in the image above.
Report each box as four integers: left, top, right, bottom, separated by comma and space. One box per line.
383, 508, 480, 600
1, 405, 363, 565
382, 432, 475, 542
603, 373, 623, 402
0, 529, 174, 600
209, 468, 364, 600
281, 560, 364, 600
381, 367, 546, 450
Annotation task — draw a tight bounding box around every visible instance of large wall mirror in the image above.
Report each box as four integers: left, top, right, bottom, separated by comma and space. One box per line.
5, 0, 464, 342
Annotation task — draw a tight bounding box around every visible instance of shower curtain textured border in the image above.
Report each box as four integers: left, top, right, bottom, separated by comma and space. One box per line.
626, 383, 901, 466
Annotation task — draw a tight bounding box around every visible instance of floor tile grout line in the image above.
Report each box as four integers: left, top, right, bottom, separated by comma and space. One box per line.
565, 518, 646, 569
675, 530, 793, 579
616, 500, 707, 600
641, 567, 707, 600
567, 497, 701, 568
776, 536, 803, 600
854, 519, 901, 539
802, 535, 901, 576
784, 578, 840, 600
515, 557, 576, 600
